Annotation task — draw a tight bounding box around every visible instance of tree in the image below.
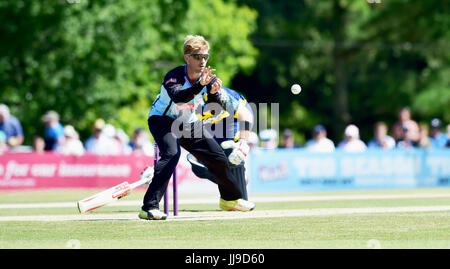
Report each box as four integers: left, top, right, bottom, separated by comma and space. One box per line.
0, 0, 258, 144
234, 0, 450, 143
363, 0, 450, 123
234, 0, 374, 142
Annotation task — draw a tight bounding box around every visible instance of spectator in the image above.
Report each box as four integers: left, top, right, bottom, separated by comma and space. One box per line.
59, 125, 85, 156
103, 124, 122, 154
446, 124, 450, 148
32, 136, 46, 154
42, 110, 65, 151
429, 118, 447, 149
247, 131, 260, 151
305, 125, 335, 152
418, 123, 431, 149
129, 127, 154, 156
396, 124, 416, 150
338, 124, 367, 152
259, 129, 278, 149
0, 104, 24, 148
280, 129, 300, 149
85, 119, 105, 153
392, 107, 420, 143
85, 119, 121, 155
115, 128, 133, 155
0, 130, 8, 154
367, 122, 395, 150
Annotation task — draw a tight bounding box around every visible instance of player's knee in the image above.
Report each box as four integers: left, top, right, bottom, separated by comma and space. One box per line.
168, 150, 181, 161
215, 152, 230, 167
202, 153, 229, 173
163, 147, 181, 161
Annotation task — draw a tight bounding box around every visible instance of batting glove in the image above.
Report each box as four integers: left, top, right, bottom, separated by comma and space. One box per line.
139, 166, 154, 186
221, 140, 249, 165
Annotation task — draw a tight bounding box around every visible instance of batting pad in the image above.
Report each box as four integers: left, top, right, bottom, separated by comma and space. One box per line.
187, 154, 248, 199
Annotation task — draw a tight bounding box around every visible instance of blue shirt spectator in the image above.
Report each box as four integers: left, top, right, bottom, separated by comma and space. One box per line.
305, 125, 335, 152
0, 104, 24, 147
446, 124, 450, 147
368, 137, 396, 149
0, 130, 7, 153
129, 127, 154, 156
259, 129, 278, 150
42, 110, 65, 151
85, 119, 121, 155
367, 122, 395, 150
281, 128, 301, 149
430, 118, 447, 149
0, 131, 6, 142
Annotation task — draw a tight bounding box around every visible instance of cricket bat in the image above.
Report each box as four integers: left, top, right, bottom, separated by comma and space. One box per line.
77, 177, 151, 213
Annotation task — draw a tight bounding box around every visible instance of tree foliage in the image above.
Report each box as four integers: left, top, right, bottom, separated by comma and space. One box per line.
234, 0, 450, 143
1, 0, 448, 146
0, 0, 257, 143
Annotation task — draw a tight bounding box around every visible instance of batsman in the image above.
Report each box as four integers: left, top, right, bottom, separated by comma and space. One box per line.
187, 86, 253, 200
138, 35, 255, 220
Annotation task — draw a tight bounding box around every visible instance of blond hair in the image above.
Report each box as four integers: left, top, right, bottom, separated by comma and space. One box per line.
183, 35, 210, 54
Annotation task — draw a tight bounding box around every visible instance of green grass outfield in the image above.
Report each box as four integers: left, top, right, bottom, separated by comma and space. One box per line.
0, 188, 449, 249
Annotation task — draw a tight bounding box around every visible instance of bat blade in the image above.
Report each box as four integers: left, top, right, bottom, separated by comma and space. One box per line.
77, 182, 131, 213
77, 176, 152, 213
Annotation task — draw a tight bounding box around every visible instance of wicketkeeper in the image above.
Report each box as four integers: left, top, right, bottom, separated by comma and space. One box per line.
187, 87, 253, 200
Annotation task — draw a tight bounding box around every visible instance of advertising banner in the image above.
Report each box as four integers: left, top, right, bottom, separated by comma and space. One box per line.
248, 149, 450, 192
2, 149, 449, 193
0, 152, 211, 192
0, 153, 153, 189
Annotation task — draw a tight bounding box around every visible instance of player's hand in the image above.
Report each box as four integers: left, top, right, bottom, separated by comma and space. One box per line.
200, 66, 216, 86
210, 77, 222, 94
139, 166, 154, 186
220, 140, 250, 165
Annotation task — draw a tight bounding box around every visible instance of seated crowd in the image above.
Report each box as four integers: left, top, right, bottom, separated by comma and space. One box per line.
1, 104, 449, 155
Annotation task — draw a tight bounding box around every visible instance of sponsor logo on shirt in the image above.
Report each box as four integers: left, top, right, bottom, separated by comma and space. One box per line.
165, 78, 177, 85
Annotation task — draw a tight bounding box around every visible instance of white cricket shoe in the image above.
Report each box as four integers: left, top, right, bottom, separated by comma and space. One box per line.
220, 198, 255, 212
138, 209, 167, 220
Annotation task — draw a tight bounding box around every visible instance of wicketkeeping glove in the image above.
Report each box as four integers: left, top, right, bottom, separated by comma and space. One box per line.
220, 140, 250, 165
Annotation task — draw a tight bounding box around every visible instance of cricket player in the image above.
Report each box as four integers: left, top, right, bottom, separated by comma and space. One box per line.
138, 35, 255, 220
187, 87, 253, 200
